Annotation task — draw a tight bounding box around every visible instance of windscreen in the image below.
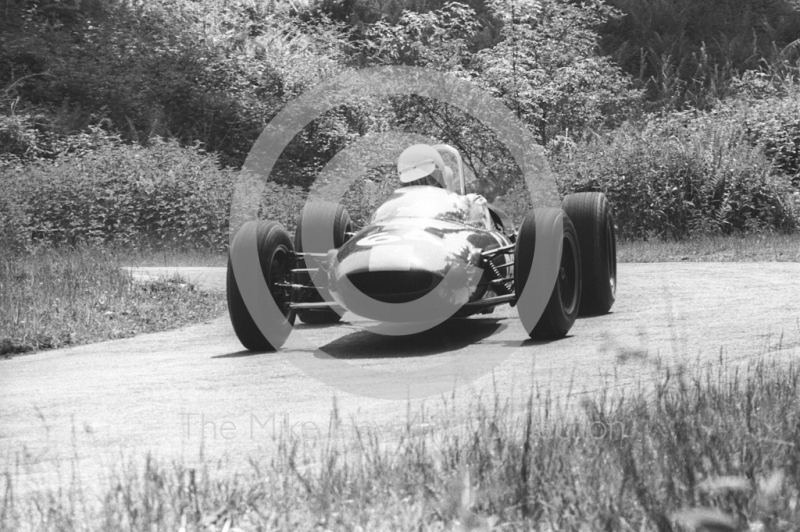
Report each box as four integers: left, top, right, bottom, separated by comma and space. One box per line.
369, 187, 489, 228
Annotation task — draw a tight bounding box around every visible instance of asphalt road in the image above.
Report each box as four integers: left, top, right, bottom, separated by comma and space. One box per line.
2, 263, 798, 493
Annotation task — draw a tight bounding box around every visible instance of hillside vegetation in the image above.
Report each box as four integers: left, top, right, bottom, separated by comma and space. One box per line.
1, 0, 799, 248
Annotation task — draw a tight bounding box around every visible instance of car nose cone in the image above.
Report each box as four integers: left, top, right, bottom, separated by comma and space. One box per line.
327, 226, 482, 323
344, 269, 443, 304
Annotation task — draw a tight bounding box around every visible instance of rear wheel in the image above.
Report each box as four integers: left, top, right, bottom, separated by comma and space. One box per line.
515, 209, 582, 338
294, 202, 352, 324
562, 192, 616, 315
227, 220, 295, 351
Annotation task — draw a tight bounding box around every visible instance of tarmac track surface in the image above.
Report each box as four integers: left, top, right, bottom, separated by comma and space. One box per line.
1, 263, 798, 493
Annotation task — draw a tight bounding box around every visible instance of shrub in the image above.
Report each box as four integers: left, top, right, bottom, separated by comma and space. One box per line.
553, 102, 800, 240
739, 85, 800, 187
0, 138, 308, 251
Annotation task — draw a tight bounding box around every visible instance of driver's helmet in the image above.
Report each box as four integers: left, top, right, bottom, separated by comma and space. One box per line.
397, 144, 453, 190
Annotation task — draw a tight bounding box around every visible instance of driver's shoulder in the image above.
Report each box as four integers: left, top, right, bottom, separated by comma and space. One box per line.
463, 192, 488, 205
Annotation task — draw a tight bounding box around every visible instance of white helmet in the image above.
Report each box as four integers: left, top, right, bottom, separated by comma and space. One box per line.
397, 144, 450, 188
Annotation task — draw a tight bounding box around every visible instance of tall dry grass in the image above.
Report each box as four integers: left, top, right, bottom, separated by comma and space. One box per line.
3, 356, 798, 531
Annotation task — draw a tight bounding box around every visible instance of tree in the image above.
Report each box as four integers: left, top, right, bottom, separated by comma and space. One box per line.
477, 0, 639, 145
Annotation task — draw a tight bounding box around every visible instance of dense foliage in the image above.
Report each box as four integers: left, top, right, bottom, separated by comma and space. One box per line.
478, 0, 638, 144
0, 0, 355, 169
600, 0, 800, 109
0, 135, 306, 251
1, 0, 799, 248
554, 104, 800, 239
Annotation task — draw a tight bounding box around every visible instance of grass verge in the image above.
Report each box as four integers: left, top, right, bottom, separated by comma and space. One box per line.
618, 233, 800, 262
115, 247, 229, 268
2, 358, 798, 531
0, 245, 226, 357
117, 232, 800, 266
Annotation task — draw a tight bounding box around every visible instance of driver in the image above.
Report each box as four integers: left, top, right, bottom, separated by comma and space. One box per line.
397, 144, 455, 191
396, 143, 494, 230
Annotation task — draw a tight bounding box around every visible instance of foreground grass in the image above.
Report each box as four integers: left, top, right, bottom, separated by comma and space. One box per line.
0, 245, 226, 357
618, 233, 800, 262
3, 358, 798, 532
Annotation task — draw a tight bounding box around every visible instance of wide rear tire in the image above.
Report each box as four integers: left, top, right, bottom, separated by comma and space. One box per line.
562, 192, 616, 315
294, 202, 352, 324
515, 209, 582, 338
227, 220, 295, 351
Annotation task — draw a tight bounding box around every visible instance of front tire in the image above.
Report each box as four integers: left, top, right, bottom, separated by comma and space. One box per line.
294, 202, 352, 325
562, 192, 616, 315
227, 220, 295, 351
515, 208, 582, 338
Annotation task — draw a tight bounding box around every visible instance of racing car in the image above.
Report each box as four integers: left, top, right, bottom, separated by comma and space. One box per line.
227, 145, 617, 351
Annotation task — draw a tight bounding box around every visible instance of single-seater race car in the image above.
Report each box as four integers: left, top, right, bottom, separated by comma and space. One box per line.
227, 145, 616, 351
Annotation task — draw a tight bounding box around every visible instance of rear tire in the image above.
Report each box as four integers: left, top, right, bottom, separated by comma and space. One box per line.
227, 220, 295, 351
294, 202, 352, 325
562, 192, 616, 315
515, 209, 582, 339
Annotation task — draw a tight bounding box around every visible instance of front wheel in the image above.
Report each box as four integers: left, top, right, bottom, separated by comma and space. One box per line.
227, 220, 296, 351
515, 208, 582, 339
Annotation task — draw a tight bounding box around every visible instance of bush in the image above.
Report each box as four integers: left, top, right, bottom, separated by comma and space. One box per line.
553, 101, 800, 240
0, 138, 308, 251
739, 85, 800, 187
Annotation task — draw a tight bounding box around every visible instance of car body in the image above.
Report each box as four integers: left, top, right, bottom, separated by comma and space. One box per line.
292, 145, 517, 325
226, 145, 617, 351
319, 186, 516, 322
